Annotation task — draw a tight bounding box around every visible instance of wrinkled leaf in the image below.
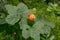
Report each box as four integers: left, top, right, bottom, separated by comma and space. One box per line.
19, 18, 29, 30
0, 13, 6, 24
33, 21, 44, 34
5, 5, 17, 15
29, 28, 40, 40
6, 14, 20, 25
22, 9, 34, 18
22, 30, 30, 39
16, 3, 28, 14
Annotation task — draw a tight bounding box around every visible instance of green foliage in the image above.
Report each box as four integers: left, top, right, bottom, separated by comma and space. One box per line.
5, 5, 16, 15
5, 3, 55, 40
0, 31, 14, 40
0, 13, 6, 24
0, 0, 60, 40
5, 3, 28, 25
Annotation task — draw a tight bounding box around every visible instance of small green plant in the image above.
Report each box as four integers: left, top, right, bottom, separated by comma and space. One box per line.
4, 3, 55, 40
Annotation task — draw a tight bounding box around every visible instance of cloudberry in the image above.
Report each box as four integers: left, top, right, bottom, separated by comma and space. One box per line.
28, 13, 36, 21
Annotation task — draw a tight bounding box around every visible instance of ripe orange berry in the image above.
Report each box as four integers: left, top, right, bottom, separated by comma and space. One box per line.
28, 13, 36, 21
13, 32, 16, 35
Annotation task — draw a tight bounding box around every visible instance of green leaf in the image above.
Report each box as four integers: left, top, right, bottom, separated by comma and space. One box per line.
33, 21, 44, 34
6, 14, 20, 25
39, 19, 53, 34
49, 35, 55, 40
33, 35, 40, 40
40, 19, 55, 28
19, 18, 30, 30
0, 19, 6, 24
5, 5, 17, 15
16, 3, 28, 14
22, 9, 34, 18
29, 28, 40, 40
26, 20, 45, 40
42, 26, 51, 34
0, 13, 6, 24
22, 30, 30, 39
22, 24, 30, 30
17, 3, 28, 9
20, 24, 30, 30
47, 22, 55, 28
